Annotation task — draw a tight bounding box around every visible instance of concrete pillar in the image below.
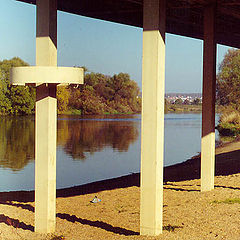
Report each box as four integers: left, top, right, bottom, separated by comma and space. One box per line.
10, 2, 83, 233
140, 0, 166, 236
201, 3, 216, 192
35, 0, 57, 233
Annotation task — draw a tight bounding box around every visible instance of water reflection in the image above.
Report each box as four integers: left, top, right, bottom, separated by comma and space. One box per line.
58, 115, 139, 160
0, 116, 35, 171
0, 115, 139, 171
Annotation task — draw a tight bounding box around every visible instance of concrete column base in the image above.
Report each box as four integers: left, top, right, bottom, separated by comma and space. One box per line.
35, 84, 57, 233
201, 133, 215, 192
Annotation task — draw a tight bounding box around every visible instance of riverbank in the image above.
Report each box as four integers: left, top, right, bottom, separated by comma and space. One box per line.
166, 103, 202, 113
1, 142, 240, 239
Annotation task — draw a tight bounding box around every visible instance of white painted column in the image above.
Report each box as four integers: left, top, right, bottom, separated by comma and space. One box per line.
35, 0, 57, 233
140, 0, 166, 236
201, 3, 216, 192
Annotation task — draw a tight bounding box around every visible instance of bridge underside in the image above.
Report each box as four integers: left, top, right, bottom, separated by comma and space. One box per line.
17, 0, 240, 48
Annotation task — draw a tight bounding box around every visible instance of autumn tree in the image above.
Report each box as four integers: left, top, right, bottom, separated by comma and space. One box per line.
217, 49, 240, 110
69, 72, 141, 115
57, 85, 70, 113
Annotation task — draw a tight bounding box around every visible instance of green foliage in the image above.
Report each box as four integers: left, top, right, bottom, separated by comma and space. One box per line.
8, 85, 35, 115
57, 86, 70, 114
217, 106, 240, 136
0, 58, 141, 115
217, 123, 240, 136
0, 57, 35, 115
69, 108, 82, 115
217, 49, 240, 110
0, 69, 12, 114
216, 50, 240, 136
68, 72, 141, 115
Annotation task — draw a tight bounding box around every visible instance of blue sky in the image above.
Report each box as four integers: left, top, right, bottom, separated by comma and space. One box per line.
0, 0, 231, 93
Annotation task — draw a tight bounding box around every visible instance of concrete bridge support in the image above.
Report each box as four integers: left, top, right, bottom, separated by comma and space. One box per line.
10, 0, 83, 233
140, 0, 166, 235
201, 3, 217, 192
34, 0, 57, 233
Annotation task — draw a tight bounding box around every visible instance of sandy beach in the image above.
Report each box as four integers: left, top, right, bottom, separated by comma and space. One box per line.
1, 142, 240, 240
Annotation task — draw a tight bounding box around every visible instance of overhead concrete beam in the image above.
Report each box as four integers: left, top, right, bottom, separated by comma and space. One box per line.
10, 66, 84, 85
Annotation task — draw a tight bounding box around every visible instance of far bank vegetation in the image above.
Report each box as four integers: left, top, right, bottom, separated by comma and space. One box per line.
216, 49, 240, 136
0, 58, 141, 115
0, 57, 203, 116
165, 98, 202, 113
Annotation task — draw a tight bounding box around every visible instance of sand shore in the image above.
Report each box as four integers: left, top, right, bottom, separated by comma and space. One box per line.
1, 142, 240, 239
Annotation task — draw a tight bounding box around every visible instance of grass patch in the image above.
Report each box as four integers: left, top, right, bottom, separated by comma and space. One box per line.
212, 198, 240, 204
218, 135, 237, 143
216, 123, 240, 136
166, 104, 202, 113
217, 106, 240, 136
68, 109, 82, 115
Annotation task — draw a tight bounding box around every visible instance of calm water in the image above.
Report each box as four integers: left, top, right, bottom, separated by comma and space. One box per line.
0, 113, 219, 192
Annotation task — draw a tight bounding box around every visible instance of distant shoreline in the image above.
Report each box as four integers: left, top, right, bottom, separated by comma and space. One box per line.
166, 103, 202, 113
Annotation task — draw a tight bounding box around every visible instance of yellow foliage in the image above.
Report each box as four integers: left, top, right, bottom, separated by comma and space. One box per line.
57, 86, 70, 113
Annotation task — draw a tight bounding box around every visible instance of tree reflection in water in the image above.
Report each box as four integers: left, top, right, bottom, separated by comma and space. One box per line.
0, 115, 139, 170
58, 115, 139, 160
0, 116, 35, 171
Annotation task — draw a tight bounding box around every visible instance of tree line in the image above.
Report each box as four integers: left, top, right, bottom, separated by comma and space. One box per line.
217, 49, 240, 109
0, 57, 141, 115
216, 49, 240, 136
0, 57, 35, 115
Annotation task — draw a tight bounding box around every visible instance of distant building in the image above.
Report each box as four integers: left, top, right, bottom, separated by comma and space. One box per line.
165, 93, 202, 104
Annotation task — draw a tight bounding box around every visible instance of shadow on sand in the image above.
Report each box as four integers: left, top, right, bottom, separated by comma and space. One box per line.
1, 149, 240, 234
57, 213, 139, 236
0, 214, 34, 231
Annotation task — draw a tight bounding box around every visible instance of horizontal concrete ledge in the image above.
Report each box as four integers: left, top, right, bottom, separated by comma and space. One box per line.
10, 66, 84, 86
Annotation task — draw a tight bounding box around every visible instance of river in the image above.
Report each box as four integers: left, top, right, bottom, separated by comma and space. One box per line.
0, 113, 219, 191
